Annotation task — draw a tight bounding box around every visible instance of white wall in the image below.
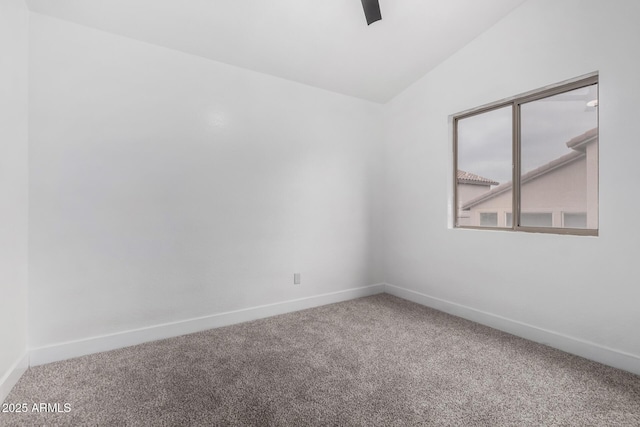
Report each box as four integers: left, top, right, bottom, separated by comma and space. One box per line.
0, 0, 30, 401
383, 0, 640, 372
28, 14, 384, 353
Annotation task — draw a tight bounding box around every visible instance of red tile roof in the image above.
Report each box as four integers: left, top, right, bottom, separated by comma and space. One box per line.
457, 170, 499, 186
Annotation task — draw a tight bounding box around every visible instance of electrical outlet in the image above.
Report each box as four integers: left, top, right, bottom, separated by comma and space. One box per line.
294, 273, 301, 285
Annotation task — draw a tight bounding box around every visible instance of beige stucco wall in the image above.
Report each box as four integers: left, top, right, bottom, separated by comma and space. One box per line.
457, 183, 493, 225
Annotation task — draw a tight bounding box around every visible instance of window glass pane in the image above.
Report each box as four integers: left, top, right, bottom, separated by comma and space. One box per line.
456, 106, 512, 228
520, 83, 598, 230
521, 212, 552, 227
506, 212, 512, 227
480, 212, 498, 227
564, 212, 587, 228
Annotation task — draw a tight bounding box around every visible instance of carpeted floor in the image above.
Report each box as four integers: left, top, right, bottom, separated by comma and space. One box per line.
2, 294, 640, 426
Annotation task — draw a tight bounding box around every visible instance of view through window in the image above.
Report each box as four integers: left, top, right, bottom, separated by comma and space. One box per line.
454, 75, 598, 235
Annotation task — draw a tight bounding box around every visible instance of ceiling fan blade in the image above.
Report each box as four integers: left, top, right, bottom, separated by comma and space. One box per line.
361, 0, 382, 25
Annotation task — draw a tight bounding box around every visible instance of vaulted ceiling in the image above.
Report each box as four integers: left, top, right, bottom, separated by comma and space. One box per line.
26, 0, 527, 103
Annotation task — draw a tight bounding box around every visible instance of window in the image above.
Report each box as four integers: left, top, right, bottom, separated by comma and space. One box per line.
454, 74, 598, 236
563, 212, 587, 229
479, 212, 498, 227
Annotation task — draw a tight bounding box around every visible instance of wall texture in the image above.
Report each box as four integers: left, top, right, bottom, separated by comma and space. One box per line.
28, 14, 384, 353
383, 0, 640, 372
0, 0, 30, 401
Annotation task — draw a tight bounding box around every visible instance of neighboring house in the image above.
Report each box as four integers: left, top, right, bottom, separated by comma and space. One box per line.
458, 128, 598, 229
456, 171, 499, 226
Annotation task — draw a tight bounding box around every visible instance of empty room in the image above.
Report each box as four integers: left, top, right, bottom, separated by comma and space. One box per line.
1, 0, 639, 425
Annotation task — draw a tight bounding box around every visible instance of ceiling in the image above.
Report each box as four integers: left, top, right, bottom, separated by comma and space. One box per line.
26, 0, 527, 103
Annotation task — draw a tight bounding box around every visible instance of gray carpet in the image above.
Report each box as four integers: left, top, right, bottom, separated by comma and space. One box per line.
2, 294, 640, 426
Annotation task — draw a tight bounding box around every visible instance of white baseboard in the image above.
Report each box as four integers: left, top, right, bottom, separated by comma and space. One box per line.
28, 282, 638, 376
30, 284, 385, 367
384, 283, 640, 376
0, 352, 29, 404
